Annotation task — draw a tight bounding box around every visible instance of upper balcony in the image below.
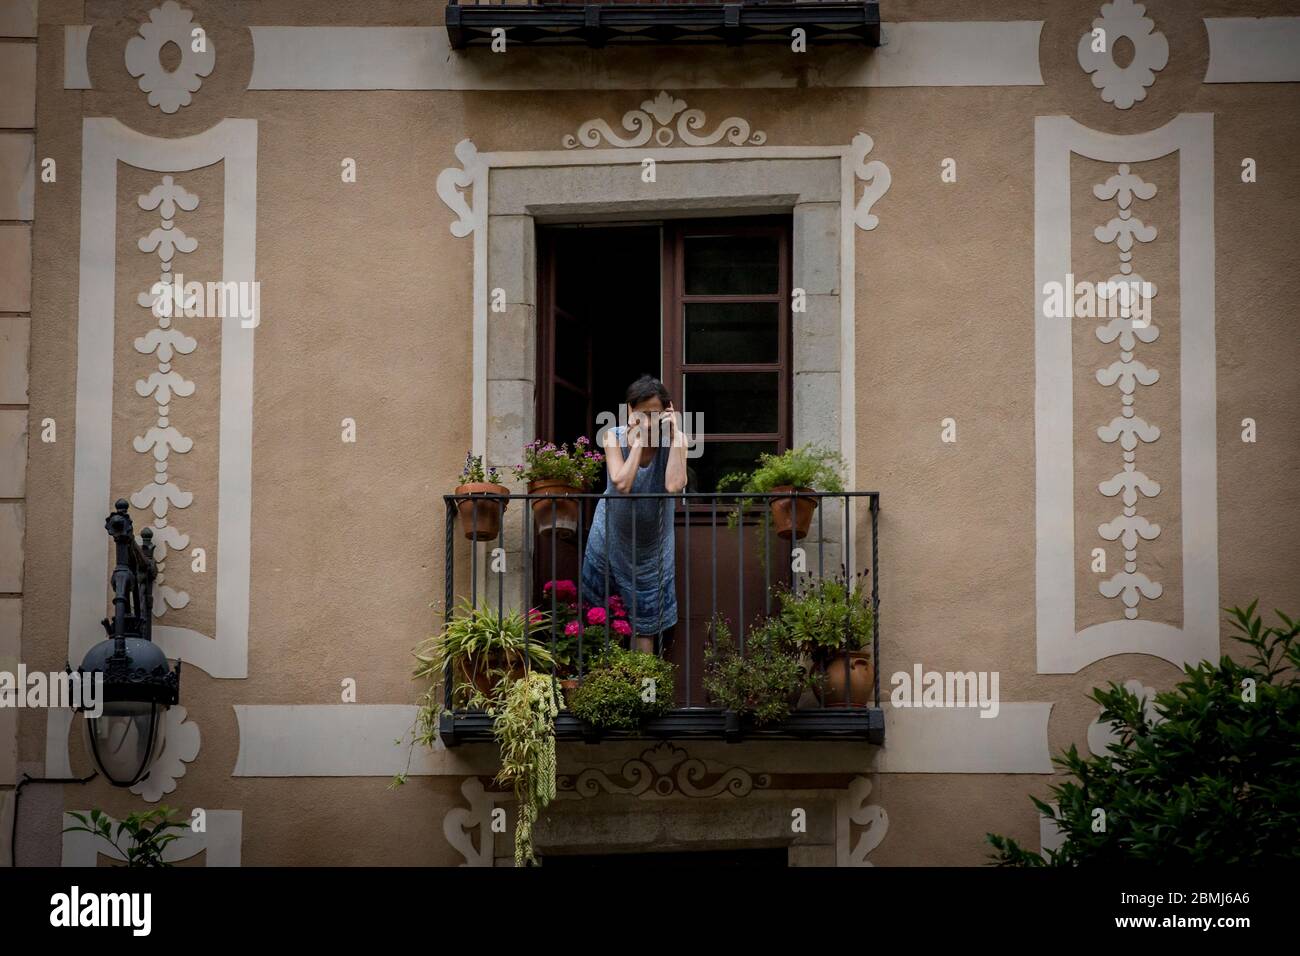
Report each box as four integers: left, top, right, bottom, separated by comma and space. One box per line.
446, 0, 882, 50
435, 489, 883, 746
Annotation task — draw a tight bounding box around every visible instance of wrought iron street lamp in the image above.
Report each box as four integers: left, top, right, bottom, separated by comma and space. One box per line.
71, 499, 181, 787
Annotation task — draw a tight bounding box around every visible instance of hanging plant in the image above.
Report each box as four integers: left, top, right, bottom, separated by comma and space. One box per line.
478, 671, 559, 866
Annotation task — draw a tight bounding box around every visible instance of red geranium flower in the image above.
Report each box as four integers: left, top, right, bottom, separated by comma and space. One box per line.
586, 606, 607, 626
611, 619, 632, 637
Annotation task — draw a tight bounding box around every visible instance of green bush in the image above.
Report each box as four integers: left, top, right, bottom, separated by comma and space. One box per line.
568, 647, 675, 731
987, 601, 1300, 866
704, 616, 811, 726
777, 572, 873, 668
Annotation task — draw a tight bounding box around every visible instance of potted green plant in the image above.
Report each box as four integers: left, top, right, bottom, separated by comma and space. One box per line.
471, 671, 558, 867
704, 615, 813, 726
716, 444, 845, 540
542, 580, 632, 706
777, 572, 874, 707
413, 598, 556, 706
513, 437, 604, 539
63, 806, 189, 867
568, 645, 675, 732
453, 451, 510, 541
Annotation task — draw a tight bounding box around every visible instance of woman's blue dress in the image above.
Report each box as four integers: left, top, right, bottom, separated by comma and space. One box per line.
580, 425, 678, 635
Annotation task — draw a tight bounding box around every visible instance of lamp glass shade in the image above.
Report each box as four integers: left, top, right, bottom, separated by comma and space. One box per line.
82, 701, 168, 787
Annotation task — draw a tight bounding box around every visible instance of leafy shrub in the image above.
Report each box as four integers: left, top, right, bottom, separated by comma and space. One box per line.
717, 443, 846, 495
477, 671, 557, 867
776, 571, 874, 667
568, 647, 675, 730
987, 601, 1300, 866
457, 450, 501, 485
63, 807, 188, 867
704, 616, 811, 725
513, 436, 604, 489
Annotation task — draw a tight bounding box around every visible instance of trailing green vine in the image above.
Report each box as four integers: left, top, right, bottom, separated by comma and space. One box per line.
477, 671, 559, 866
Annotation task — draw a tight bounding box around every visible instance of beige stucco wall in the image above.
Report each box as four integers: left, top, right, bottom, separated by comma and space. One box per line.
8, 0, 1300, 865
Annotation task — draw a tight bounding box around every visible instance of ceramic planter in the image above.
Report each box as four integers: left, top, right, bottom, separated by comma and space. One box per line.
821, 651, 874, 708
769, 485, 817, 540
528, 479, 582, 539
454, 482, 510, 541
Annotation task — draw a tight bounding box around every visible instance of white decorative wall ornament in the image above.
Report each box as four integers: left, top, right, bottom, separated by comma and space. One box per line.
63, 809, 241, 866
130, 705, 201, 802
1034, 114, 1218, 674
563, 91, 766, 149
836, 775, 888, 866
125, 2, 216, 114
133, 175, 200, 618
1092, 164, 1162, 619
443, 777, 500, 867
69, 118, 257, 681
849, 131, 891, 231
1086, 679, 1164, 757
1077, 0, 1168, 110
436, 138, 483, 239
559, 742, 769, 798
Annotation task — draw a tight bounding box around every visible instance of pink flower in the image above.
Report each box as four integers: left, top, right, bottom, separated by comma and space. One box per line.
564, 620, 581, 637
612, 619, 632, 637
586, 606, 607, 626
543, 579, 578, 602
527, 608, 545, 626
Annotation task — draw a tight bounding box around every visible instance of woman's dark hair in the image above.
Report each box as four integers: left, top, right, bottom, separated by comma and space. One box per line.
626, 374, 671, 408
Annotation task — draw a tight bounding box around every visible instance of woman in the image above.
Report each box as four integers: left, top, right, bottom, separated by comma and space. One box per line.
581, 375, 688, 653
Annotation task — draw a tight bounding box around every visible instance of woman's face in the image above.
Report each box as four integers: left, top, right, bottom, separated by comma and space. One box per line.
628, 396, 664, 440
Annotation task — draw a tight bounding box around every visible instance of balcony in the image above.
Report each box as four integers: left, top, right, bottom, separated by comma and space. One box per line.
445, 0, 882, 50
436, 489, 883, 746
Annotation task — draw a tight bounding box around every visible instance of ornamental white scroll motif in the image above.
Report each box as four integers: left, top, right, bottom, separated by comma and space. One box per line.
133, 175, 200, 620
1086, 679, 1164, 758
836, 775, 888, 866
1092, 163, 1162, 619
559, 742, 770, 798
130, 705, 201, 802
1077, 0, 1168, 110
563, 91, 766, 149
125, 2, 216, 114
436, 138, 482, 239
443, 777, 499, 867
850, 131, 891, 231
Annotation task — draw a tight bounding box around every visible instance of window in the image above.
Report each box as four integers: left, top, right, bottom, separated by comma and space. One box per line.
537, 216, 793, 496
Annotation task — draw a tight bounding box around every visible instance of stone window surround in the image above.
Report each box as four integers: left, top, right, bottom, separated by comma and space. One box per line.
477, 149, 857, 491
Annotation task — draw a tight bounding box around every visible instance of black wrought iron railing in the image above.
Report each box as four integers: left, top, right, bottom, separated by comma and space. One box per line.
445, 0, 881, 49
438, 489, 882, 744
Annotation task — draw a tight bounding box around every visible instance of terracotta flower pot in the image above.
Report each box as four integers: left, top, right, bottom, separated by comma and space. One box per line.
769, 485, 818, 540
528, 479, 582, 539
821, 651, 874, 708
457, 656, 526, 701
454, 483, 510, 541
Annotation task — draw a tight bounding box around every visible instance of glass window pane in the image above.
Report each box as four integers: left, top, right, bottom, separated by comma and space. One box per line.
688, 440, 779, 495
683, 235, 780, 296
682, 372, 778, 435
684, 302, 779, 364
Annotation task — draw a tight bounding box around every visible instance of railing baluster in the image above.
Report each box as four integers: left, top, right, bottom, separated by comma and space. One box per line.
631, 498, 637, 645
470, 498, 478, 608
871, 492, 880, 710
577, 500, 585, 686
683, 492, 690, 707
444, 497, 455, 711
737, 496, 744, 657
549, 498, 558, 678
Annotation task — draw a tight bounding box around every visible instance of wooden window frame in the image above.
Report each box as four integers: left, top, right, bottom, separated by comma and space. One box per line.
661, 216, 793, 505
